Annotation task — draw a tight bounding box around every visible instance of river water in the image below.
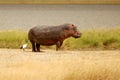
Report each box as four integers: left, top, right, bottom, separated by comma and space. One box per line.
0, 5, 120, 30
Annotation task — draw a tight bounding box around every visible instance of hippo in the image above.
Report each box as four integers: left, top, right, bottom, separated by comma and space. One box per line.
28, 23, 82, 52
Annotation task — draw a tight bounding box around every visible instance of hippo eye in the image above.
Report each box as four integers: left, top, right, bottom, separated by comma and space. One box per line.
72, 24, 74, 26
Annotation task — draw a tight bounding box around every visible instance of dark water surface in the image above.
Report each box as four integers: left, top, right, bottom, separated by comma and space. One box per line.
0, 5, 120, 30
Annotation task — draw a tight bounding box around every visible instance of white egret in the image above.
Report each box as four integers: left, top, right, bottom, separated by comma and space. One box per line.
20, 43, 28, 51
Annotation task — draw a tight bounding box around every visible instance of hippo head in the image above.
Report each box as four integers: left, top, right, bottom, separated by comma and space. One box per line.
63, 24, 82, 38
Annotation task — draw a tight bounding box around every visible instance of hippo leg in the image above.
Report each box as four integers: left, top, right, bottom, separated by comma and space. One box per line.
56, 41, 63, 51
31, 42, 36, 52
36, 43, 40, 52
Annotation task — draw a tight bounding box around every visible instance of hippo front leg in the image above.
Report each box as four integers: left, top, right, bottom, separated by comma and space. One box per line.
56, 41, 63, 51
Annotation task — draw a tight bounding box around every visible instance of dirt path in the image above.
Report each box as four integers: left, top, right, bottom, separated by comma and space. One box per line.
0, 49, 120, 80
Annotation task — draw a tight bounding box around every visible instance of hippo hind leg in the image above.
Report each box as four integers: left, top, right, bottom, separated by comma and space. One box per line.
56, 41, 63, 51
36, 43, 40, 52
31, 41, 36, 52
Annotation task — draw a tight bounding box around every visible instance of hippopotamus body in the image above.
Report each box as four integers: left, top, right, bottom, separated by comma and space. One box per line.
28, 23, 82, 52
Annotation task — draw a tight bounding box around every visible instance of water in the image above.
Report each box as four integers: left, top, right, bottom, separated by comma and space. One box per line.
0, 5, 120, 30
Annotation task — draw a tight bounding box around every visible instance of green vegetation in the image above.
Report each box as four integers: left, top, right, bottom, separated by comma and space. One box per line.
64, 28, 120, 49
0, 28, 120, 50
0, 30, 28, 49
63, 28, 120, 50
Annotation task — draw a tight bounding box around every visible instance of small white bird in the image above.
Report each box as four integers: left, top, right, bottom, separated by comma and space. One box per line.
20, 43, 28, 51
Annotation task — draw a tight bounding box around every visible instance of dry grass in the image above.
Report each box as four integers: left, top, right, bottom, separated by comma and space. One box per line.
0, 0, 120, 4
0, 49, 120, 80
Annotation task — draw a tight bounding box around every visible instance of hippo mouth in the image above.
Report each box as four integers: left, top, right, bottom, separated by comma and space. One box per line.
73, 33, 82, 38
74, 35, 80, 38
